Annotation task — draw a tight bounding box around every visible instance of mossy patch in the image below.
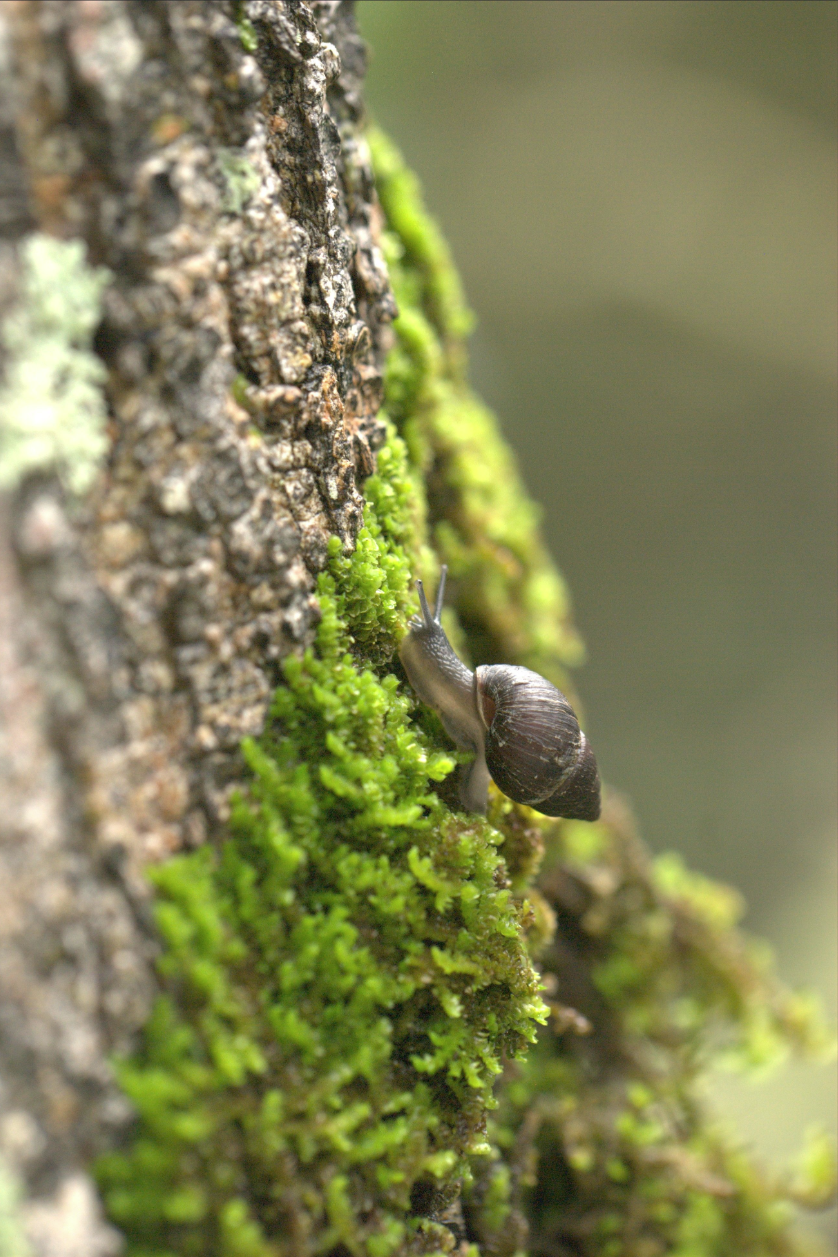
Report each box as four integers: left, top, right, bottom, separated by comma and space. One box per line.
96, 426, 548, 1256
98, 126, 835, 1257
327, 428, 431, 669
465, 806, 833, 1256
366, 131, 835, 1256
368, 129, 584, 689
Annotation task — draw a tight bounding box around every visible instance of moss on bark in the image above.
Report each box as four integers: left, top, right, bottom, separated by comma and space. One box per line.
94, 130, 834, 1257
95, 426, 548, 1256
1, 2, 831, 1252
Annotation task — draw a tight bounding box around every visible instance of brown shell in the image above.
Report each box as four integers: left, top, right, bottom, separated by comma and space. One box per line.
476, 665, 601, 821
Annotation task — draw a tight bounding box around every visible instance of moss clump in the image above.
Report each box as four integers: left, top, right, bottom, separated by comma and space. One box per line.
0, 234, 110, 494
328, 428, 432, 669
363, 134, 834, 1255
368, 129, 584, 687
98, 125, 834, 1257
465, 807, 833, 1257
96, 427, 548, 1257
235, 13, 258, 54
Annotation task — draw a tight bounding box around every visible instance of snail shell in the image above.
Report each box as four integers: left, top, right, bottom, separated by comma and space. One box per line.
399, 568, 601, 821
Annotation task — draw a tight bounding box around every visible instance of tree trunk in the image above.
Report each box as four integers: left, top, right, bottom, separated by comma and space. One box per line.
1, 2, 391, 1250
0, 4, 831, 1257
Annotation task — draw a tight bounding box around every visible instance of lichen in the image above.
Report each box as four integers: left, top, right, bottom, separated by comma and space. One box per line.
0, 234, 110, 495
97, 128, 835, 1257
0, 1160, 29, 1257
217, 149, 261, 215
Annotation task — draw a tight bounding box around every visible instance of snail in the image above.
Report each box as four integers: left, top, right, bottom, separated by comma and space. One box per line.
399, 567, 601, 821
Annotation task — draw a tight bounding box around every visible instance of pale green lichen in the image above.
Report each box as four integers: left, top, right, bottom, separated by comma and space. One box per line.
0, 234, 110, 495
217, 149, 261, 215
0, 1161, 28, 1257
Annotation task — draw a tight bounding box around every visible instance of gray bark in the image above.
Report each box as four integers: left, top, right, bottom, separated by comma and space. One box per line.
0, 4, 391, 1251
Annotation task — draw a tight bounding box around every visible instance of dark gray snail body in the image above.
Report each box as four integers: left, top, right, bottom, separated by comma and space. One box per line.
399, 568, 601, 821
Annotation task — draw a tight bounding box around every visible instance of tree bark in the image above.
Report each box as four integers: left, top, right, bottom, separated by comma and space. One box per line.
0, 5, 832, 1257
0, 3, 393, 1250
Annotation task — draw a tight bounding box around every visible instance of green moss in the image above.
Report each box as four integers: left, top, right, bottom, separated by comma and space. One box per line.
327, 426, 431, 668
790, 1128, 838, 1211
99, 128, 834, 1257
464, 805, 834, 1256
235, 16, 258, 54
97, 426, 548, 1255
0, 234, 110, 495
368, 129, 584, 688
366, 133, 834, 1256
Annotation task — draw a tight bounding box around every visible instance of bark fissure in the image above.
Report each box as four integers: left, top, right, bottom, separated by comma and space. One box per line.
0, 3, 393, 1248
0, 4, 832, 1256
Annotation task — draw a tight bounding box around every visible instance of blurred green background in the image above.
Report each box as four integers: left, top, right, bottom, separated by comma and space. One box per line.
356, 0, 837, 1243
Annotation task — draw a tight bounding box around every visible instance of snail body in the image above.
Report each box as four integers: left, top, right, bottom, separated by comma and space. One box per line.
399, 568, 601, 821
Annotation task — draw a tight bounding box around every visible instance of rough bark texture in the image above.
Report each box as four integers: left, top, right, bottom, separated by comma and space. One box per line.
0, 5, 833, 1257
0, 2, 392, 1250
